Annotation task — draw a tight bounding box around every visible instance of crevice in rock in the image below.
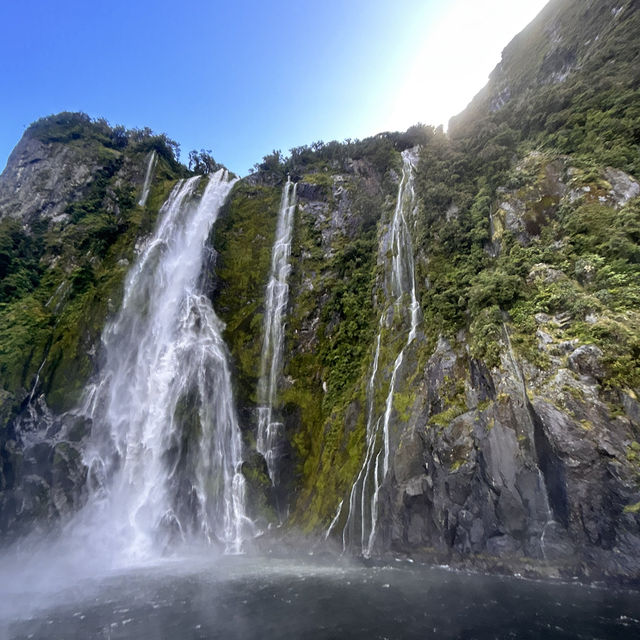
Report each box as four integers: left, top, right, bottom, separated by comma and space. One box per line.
526, 400, 569, 528
501, 320, 569, 529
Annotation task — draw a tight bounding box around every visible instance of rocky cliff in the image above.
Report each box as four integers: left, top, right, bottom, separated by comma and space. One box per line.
0, 0, 639, 586
210, 0, 640, 584
212, 140, 640, 585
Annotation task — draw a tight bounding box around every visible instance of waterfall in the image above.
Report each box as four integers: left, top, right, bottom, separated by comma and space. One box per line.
256, 177, 297, 486
138, 150, 157, 206
74, 169, 251, 560
324, 499, 344, 540
341, 149, 420, 557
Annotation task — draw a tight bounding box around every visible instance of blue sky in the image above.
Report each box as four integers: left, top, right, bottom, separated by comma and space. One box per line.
0, 1, 548, 176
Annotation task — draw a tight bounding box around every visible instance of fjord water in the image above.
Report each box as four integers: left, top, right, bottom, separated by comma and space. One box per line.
3, 554, 640, 639
75, 169, 250, 561
341, 148, 420, 556
257, 177, 297, 485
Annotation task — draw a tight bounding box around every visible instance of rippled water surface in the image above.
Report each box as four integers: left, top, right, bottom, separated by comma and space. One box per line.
2, 555, 640, 639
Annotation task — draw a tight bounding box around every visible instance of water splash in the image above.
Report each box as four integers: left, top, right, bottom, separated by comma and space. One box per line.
341, 149, 420, 557
73, 169, 251, 561
256, 177, 297, 486
138, 150, 157, 207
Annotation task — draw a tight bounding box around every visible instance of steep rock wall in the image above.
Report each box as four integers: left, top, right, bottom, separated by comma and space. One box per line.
212, 154, 398, 522
209, 114, 640, 584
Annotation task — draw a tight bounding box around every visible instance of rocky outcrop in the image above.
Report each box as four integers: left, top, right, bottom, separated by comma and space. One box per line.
372, 324, 640, 585
0, 135, 100, 224
491, 153, 640, 248
0, 402, 90, 539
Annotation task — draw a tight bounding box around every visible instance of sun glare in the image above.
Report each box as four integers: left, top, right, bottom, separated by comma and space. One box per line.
384, 0, 550, 131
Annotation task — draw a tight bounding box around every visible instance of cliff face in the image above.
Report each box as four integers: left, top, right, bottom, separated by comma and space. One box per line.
450, 0, 640, 140
0, 0, 639, 585
0, 134, 102, 225
212, 147, 398, 523
382, 329, 640, 582
214, 149, 640, 583
208, 0, 640, 584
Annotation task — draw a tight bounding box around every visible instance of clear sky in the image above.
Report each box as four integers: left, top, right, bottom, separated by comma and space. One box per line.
0, 0, 549, 176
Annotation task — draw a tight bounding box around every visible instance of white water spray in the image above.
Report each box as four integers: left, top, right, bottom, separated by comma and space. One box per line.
256, 177, 297, 485
138, 150, 157, 207
72, 169, 251, 561
341, 149, 420, 557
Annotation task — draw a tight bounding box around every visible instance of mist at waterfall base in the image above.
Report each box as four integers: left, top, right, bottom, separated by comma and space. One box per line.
2, 552, 640, 639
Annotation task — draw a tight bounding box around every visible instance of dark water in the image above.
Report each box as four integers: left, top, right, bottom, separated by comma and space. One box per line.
2, 555, 640, 639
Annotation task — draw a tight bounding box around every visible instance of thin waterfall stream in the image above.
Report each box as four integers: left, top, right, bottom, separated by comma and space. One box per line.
341, 149, 420, 557
256, 177, 297, 486
138, 150, 157, 207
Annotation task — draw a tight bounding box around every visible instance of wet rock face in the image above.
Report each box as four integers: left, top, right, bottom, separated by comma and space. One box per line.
295, 181, 324, 202
0, 400, 90, 541
241, 451, 277, 528
383, 339, 640, 585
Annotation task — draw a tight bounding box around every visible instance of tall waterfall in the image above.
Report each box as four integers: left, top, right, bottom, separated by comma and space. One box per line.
75, 169, 251, 560
256, 177, 297, 486
341, 149, 420, 557
138, 150, 157, 206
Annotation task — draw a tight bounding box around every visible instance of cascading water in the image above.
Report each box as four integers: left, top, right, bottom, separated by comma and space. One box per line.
73, 169, 251, 560
340, 149, 420, 557
256, 177, 297, 486
138, 150, 157, 207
